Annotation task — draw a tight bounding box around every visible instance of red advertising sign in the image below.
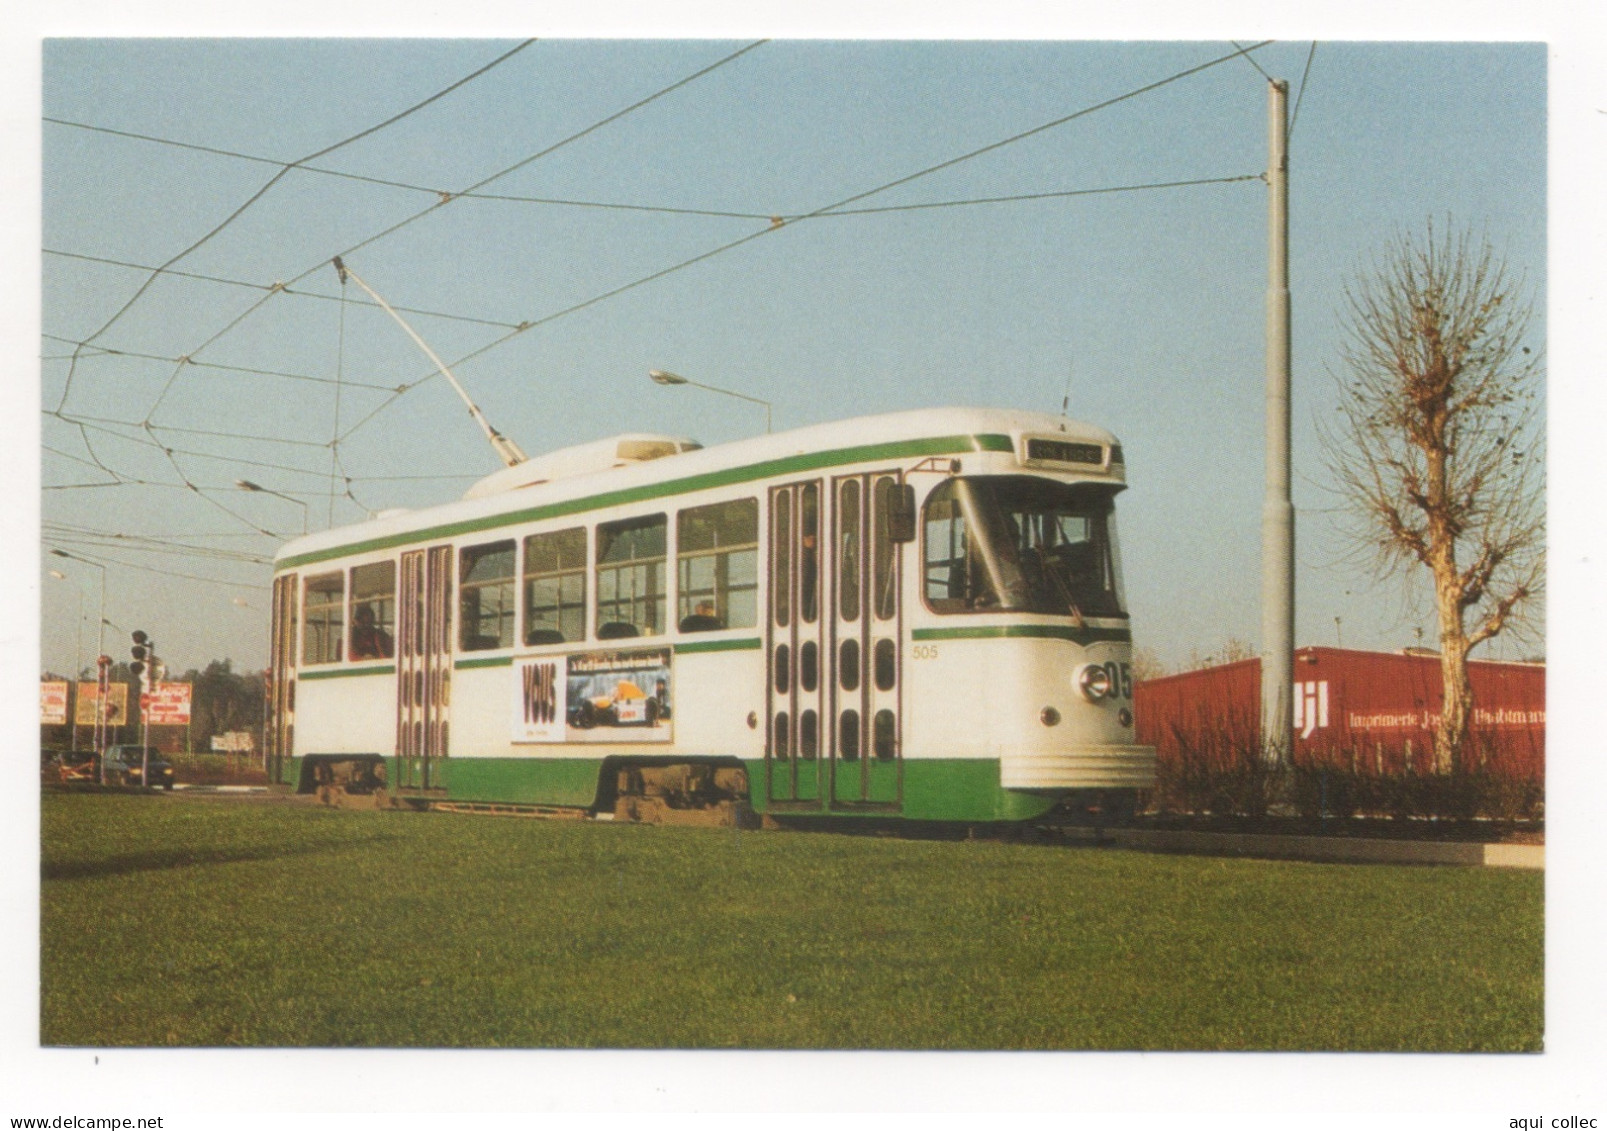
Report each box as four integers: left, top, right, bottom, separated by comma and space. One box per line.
145, 681, 192, 726
40, 681, 70, 726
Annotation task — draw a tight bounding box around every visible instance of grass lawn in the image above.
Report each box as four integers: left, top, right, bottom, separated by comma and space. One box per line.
39, 791, 1542, 1050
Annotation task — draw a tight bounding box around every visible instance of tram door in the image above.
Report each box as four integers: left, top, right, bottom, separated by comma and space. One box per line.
766, 481, 824, 805
267, 573, 298, 786
830, 473, 903, 808
396, 545, 453, 790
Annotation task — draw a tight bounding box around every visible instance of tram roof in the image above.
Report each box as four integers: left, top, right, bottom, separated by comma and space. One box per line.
273, 406, 1121, 569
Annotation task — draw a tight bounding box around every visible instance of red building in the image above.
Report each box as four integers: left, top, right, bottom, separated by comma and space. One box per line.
1135, 647, 1545, 781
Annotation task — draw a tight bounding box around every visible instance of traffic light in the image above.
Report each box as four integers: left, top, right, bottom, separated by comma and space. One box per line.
130, 631, 152, 689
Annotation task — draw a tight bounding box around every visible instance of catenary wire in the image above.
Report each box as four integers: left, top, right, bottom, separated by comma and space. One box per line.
67, 40, 536, 354
332, 42, 1275, 445
46, 41, 772, 535
43, 250, 526, 332
1290, 44, 1318, 140
40, 337, 403, 394
125, 41, 765, 440
51, 41, 1268, 575
815, 174, 1260, 217
1232, 41, 1277, 83
53, 40, 536, 418
45, 120, 782, 221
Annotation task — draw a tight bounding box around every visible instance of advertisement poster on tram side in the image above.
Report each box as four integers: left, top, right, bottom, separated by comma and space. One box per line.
512, 656, 567, 743
513, 648, 673, 744
74, 681, 129, 728
40, 681, 69, 726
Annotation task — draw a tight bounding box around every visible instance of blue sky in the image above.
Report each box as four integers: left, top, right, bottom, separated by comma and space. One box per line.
36, 37, 1549, 676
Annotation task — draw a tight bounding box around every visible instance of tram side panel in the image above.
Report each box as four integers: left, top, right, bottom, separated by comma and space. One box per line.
437, 644, 767, 809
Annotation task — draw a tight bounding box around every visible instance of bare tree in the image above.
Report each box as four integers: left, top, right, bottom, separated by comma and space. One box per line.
1130, 646, 1169, 683
1323, 222, 1544, 774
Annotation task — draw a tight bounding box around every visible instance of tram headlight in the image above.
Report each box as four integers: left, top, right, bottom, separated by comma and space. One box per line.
1075, 663, 1114, 702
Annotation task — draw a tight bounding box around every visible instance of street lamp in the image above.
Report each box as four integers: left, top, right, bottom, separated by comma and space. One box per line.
235, 480, 309, 535
648, 369, 772, 434
48, 570, 84, 749
49, 550, 106, 666
50, 549, 108, 779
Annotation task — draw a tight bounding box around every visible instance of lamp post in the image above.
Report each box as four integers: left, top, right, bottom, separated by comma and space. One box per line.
648, 369, 772, 434
50, 549, 108, 780
48, 569, 83, 748
236, 480, 309, 536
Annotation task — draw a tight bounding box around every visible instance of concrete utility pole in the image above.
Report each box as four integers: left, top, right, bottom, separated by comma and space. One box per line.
1261, 78, 1295, 777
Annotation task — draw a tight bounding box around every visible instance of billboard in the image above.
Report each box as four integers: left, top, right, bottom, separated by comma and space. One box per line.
40, 681, 69, 726
144, 682, 192, 726
75, 681, 130, 728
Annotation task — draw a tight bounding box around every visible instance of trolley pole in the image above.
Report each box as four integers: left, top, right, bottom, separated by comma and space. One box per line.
1260, 78, 1295, 790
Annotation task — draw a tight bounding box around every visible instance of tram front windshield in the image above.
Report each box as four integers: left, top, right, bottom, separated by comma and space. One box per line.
923, 476, 1124, 618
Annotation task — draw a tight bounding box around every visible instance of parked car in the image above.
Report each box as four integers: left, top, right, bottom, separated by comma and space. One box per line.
104, 745, 176, 790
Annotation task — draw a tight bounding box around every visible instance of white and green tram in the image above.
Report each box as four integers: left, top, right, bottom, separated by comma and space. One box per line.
265, 407, 1156, 824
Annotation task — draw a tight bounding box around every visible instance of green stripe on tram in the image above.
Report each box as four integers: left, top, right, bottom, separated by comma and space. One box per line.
674, 637, 762, 655
278, 432, 1014, 569
299, 665, 396, 681
449, 639, 763, 668
911, 624, 1132, 646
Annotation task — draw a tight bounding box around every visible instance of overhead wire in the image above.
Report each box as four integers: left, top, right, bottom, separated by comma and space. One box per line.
52, 43, 535, 425
330, 41, 1276, 445
46, 119, 782, 221
1290, 43, 1318, 140
1232, 41, 1277, 83
42, 543, 272, 587
47, 519, 273, 543
44, 250, 526, 331
54, 40, 771, 537
41, 336, 404, 394
816, 174, 1260, 217
48, 40, 1275, 592
64, 40, 536, 357
45, 530, 272, 564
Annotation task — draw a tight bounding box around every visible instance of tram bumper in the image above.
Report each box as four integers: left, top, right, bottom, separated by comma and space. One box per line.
1000, 744, 1157, 791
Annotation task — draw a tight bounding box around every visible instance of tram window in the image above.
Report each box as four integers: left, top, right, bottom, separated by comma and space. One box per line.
839, 710, 861, 762
523, 527, 587, 644
840, 638, 860, 692
800, 484, 819, 623
800, 640, 818, 692
459, 541, 516, 651
773, 490, 792, 627
924, 482, 973, 609
873, 709, 896, 761
872, 476, 898, 621
874, 637, 896, 691
597, 514, 667, 637
349, 562, 396, 660
677, 498, 758, 632
838, 480, 861, 622
302, 572, 344, 665
922, 477, 1125, 618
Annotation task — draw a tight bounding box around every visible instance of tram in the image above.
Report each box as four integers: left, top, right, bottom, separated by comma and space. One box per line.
265, 407, 1156, 824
